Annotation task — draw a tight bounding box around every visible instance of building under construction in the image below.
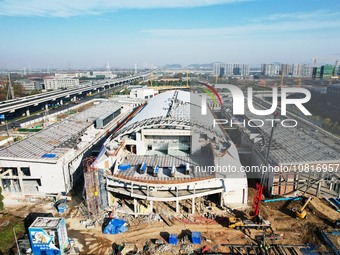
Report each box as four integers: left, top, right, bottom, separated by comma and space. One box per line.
0, 98, 140, 195
221, 94, 340, 198
86, 90, 248, 216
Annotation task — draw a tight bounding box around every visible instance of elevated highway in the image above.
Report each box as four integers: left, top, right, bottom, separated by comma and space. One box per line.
0, 72, 153, 116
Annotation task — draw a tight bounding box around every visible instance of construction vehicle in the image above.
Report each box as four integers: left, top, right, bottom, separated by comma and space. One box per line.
228, 216, 273, 232
295, 197, 312, 219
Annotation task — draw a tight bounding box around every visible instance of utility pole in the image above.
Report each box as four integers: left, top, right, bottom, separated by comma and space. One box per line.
186, 70, 189, 87
281, 65, 284, 87
6, 73, 14, 100
13, 226, 21, 255
261, 111, 279, 187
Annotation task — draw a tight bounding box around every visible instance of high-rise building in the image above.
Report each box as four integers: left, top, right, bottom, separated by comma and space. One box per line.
213, 63, 225, 77
312, 64, 335, 80
216, 63, 250, 77
263, 63, 312, 77
261, 64, 280, 76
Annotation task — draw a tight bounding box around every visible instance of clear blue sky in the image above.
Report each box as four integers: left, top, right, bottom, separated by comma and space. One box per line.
1, 0, 340, 69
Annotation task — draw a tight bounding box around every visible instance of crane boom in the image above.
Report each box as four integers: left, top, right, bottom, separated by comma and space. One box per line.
300, 197, 312, 212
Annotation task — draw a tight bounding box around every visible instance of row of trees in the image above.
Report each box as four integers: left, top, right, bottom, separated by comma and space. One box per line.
0, 82, 27, 101
322, 118, 340, 135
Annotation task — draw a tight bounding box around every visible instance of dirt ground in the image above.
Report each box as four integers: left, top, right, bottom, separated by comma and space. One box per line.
0, 189, 338, 255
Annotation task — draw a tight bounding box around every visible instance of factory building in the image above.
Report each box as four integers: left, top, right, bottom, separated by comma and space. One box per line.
129, 87, 156, 99
44, 78, 80, 90
0, 99, 137, 195
87, 90, 248, 215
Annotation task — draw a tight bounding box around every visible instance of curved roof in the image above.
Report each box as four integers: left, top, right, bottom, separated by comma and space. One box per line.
120, 90, 227, 141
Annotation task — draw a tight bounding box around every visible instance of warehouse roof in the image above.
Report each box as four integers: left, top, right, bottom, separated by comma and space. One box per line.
0, 100, 121, 161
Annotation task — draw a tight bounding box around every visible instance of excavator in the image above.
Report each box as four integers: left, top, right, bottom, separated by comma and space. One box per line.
295, 197, 312, 219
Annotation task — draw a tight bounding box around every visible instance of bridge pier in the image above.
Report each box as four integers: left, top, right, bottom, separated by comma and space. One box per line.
26, 109, 30, 117
59, 99, 63, 105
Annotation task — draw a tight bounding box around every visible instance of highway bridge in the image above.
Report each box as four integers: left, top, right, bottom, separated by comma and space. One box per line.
0, 72, 153, 118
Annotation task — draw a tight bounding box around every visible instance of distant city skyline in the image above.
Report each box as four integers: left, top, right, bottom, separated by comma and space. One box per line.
1, 0, 340, 69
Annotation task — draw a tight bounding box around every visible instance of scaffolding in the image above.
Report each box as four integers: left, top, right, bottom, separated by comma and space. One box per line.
83, 157, 100, 217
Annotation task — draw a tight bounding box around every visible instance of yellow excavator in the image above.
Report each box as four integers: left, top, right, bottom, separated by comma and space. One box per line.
295, 197, 312, 219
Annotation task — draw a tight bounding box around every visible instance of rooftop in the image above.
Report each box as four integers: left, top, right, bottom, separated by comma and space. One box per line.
0, 100, 121, 161
236, 105, 340, 164
30, 217, 62, 229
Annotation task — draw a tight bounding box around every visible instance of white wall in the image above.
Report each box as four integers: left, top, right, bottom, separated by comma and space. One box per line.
0, 159, 66, 193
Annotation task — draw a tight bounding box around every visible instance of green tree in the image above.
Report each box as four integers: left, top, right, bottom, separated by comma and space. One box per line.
0, 187, 4, 210
322, 118, 333, 129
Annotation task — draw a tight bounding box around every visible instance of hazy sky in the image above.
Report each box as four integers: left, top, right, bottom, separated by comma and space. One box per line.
1, 0, 340, 69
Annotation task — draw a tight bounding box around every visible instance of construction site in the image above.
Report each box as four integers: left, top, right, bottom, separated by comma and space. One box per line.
0, 85, 339, 255
76, 87, 339, 254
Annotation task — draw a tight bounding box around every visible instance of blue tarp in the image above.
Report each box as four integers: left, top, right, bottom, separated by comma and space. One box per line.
41, 153, 57, 158
169, 234, 178, 245
192, 232, 201, 244
154, 165, 159, 174
103, 218, 128, 235
140, 162, 147, 172
118, 164, 131, 171
57, 203, 66, 213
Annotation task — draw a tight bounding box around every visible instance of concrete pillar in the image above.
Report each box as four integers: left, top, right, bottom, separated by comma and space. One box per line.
18, 171, 24, 193
176, 200, 179, 213
26, 109, 30, 117
192, 197, 195, 214
220, 192, 223, 207
134, 199, 137, 214
73, 96, 77, 101
0, 177, 3, 191
150, 200, 153, 213
45, 104, 48, 110
60, 99, 63, 105
316, 180, 322, 197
